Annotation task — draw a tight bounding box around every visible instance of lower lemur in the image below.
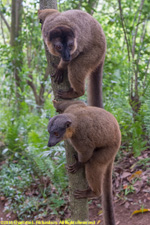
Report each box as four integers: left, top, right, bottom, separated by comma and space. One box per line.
48, 100, 121, 225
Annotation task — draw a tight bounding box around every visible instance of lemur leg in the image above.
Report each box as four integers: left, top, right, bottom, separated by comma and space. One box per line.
57, 50, 98, 99
57, 74, 86, 99
74, 161, 107, 199
67, 147, 102, 199
73, 147, 114, 199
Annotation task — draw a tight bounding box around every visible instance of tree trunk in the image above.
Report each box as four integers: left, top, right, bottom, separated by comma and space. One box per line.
88, 0, 99, 15
10, 0, 23, 105
65, 142, 89, 221
39, 0, 89, 222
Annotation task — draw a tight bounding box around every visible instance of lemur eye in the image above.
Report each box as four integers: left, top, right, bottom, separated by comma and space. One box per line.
54, 132, 59, 137
55, 45, 62, 51
68, 43, 73, 50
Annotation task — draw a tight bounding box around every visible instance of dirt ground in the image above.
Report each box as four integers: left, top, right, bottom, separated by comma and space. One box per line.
1, 149, 150, 225
1, 192, 150, 225
89, 192, 150, 225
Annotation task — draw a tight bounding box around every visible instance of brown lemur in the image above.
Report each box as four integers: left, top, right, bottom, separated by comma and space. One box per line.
48, 100, 121, 225
38, 9, 106, 107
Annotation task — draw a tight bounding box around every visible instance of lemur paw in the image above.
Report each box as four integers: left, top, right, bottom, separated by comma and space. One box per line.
67, 161, 84, 173
51, 69, 64, 84
74, 190, 87, 199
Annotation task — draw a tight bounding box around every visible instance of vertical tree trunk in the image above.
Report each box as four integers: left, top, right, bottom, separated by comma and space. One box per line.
39, 0, 89, 222
10, 0, 23, 104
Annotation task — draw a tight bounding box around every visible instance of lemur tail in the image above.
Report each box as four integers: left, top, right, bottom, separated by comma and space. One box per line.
88, 61, 104, 108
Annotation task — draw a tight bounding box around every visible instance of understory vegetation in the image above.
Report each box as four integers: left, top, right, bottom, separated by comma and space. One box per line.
0, 0, 150, 220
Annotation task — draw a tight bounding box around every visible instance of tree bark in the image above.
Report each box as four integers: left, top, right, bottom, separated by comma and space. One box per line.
39, 0, 89, 222
10, 0, 23, 104
65, 142, 89, 221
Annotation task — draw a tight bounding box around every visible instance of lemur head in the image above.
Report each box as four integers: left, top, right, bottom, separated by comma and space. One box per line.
47, 114, 73, 147
38, 9, 77, 62
47, 26, 77, 62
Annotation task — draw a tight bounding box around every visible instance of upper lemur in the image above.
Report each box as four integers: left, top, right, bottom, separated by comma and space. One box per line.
48, 100, 121, 225
38, 9, 106, 107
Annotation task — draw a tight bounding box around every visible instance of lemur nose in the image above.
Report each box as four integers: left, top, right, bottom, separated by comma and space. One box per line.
48, 142, 52, 147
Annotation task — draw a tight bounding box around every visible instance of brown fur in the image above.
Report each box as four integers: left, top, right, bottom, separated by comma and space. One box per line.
48, 100, 121, 225
38, 9, 106, 107
38, 9, 59, 23
64, 127, 75, 139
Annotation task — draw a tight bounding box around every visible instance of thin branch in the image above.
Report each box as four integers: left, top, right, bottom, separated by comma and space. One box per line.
27, 46, 49, 105
0, 15, 6, 44
134, 19, 147, 81
134, 68, 138, 96
88, 0, 99, 14
118, 0, 131, 62
132, 0, 145, 59
27, 75, 39, 104
0, 74, 6, 91
39, 65, 49, 102
77, 0, 82, 9
130, 76, 133, 98
26, 42, 47, 106
0, 10, 10, 32
142, 58, 150, 96
132, 1, 144, 29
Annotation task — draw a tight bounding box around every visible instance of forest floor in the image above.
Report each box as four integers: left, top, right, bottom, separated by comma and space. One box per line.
1, 149, 150, 225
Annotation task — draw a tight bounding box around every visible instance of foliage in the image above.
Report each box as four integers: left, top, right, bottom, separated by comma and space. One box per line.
0, 0, 150, 220
0, 98, 67, 219
58, 0, 99, 14
0, 160, 67, 220
93, 0, 150, 156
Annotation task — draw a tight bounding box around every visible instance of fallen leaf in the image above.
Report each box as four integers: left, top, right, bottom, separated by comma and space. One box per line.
121, 172, 131, 179
115, 176, 120, 188
130, 163, 137, 170
142, 188, 150, 193
6, 212, 11, 218
123, 185, 129, 190
98, 210, 103, 215
131, 208, 150, 217
125, 201, 130, 209
133, 180, 143, 193
127, 170, 142, 182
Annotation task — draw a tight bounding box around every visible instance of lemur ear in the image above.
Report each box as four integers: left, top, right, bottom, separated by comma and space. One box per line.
53, 99, 58, 108
38, 9, 59, 24
53, 99, 62, 113
65, 120, 72, 128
